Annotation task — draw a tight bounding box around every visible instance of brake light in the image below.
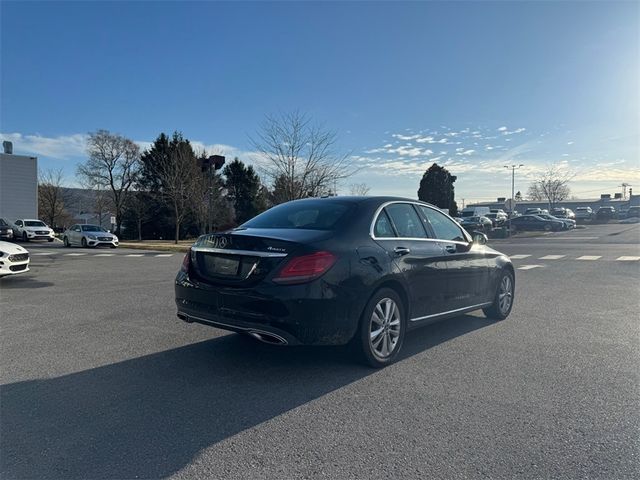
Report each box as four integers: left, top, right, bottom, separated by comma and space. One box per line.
180, 249, 191, 273
273, 251, 337, 285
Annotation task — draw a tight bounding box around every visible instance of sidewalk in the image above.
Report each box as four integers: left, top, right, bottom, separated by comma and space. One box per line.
118, 240, 194, 252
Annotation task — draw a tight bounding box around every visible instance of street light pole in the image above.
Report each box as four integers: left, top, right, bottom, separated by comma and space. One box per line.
504, 164, 524, 214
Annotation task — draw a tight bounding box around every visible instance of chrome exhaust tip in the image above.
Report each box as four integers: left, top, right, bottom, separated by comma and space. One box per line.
248, 330, 288, 345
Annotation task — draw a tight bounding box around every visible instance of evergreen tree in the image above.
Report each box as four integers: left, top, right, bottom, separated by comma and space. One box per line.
223, 158, 266, 224
417, 163, 458, 216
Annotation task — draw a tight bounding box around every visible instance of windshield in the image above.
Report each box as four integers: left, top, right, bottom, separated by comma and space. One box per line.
460, 211, 475, 217
241, 200, 354, 230
81, 225, 105, 232
25, 221, 46, 227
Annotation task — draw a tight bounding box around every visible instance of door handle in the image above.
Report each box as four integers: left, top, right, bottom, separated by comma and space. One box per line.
393, 247, 411, 256
444, 244, 456, 253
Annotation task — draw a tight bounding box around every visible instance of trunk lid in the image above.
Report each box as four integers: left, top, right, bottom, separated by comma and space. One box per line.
190, 228, 333, 286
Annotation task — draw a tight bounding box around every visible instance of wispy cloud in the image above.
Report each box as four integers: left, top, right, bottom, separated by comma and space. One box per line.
0, 132, 88, 159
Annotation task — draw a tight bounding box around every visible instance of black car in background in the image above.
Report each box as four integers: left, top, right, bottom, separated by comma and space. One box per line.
509, 214, 564, 232
0, 218, 14, 240
175, 197, 515, 367
596, 206, 616, 221
460, 215, 493, 232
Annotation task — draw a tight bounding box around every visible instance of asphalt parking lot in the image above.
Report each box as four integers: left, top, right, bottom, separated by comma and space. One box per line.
1, 223, 639, 479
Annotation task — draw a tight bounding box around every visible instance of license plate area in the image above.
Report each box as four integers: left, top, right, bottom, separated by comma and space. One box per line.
204, 255, 241, 277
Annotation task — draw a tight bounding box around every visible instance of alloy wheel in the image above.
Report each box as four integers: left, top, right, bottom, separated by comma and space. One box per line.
498, 275, 513, 315
369, 298, 401, 359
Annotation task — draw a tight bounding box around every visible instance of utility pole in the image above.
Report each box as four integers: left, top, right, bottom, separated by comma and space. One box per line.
504, 164, 524, 215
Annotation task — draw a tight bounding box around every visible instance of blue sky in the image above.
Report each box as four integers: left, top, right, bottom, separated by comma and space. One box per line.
1, 1, 638, 203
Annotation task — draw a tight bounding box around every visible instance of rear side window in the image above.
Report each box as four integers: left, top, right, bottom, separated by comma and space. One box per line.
373, 210, 396, 237
242, 200, 354, 230
419, 206, 466, 242
384, 203, 426, 238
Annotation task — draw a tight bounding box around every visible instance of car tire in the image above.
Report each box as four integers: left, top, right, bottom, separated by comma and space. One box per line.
543, 224, 552, 232
48, 238, 54, 242
110, 245, 117, 249
81, 237, 87, 248
22, 232, 28, 242
483, 269, 515, 320
63, 237, 70, 247
354, 288, 407, 368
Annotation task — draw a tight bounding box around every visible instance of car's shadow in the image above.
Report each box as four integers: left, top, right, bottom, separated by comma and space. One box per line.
0, 276, 53, 289
1, 314, 494, 479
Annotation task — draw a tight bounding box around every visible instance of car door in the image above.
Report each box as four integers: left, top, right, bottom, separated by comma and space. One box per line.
14, 220, 23, 235
418, 205, 490, 311
372, 202, 447, 319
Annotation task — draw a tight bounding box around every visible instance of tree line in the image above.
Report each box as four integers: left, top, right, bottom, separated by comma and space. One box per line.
38, 112, 358, 243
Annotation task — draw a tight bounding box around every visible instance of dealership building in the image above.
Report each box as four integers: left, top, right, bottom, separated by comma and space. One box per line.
0, 141, 38, 223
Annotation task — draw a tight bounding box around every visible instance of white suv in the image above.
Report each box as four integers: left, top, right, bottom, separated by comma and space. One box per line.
13, 219, 55, 242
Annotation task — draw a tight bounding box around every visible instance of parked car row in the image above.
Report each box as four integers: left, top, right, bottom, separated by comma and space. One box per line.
0, 218, 119, 248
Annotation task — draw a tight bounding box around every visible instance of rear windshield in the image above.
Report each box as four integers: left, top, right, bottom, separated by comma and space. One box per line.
241, 200, 354, 230
25, 221, 46, 227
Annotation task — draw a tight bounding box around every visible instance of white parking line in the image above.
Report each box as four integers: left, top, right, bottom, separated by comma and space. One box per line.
577, 255, 602, 260
125, 254, 144, 257
616, 256, 640, 261
539, 255, 566, 260
94, 253, 115, 257
537, 236, 598, 240
518, 265, 543, 270
509, 254, 531, 259
32, 252, 59, 256
154, 254, 174, 257
64, 253, 87, 256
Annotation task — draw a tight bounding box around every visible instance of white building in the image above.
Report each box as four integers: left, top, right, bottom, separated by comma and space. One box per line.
0, 143, 38, 222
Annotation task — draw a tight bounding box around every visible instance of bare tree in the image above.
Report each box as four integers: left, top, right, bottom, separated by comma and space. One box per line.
527, 165, 574, 208
148, 135, 200, 243
250, 111, 354, 201
38, 168, 68, 228
349, 182, 371, 196
77, 130, 140, 235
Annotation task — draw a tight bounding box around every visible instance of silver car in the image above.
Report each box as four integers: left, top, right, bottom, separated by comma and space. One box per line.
63, 224, 119, 248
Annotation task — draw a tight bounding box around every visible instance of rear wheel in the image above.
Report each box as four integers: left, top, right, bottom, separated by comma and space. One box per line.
355, 288, 406, 368
483, 270, 515, 320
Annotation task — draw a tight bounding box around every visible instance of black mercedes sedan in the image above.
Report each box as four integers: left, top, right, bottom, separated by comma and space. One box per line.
175, 197, 515, 367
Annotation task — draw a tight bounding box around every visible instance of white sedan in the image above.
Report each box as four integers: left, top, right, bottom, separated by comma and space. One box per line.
12, 219, 56, 242
0, 241, 30, 277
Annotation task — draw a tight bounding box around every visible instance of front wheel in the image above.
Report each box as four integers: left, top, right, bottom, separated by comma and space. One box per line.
483, 270, 515, 320
22, 232, 28, 242
354, 288, 406, 368
63, 237, 70, 247
543, 224, 552, 232
48, 238, 54, 242
81, 237, 87, 248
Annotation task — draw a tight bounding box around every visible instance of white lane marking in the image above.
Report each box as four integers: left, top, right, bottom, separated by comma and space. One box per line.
32, 252, 59, 256
509, 254, 531, 259
539, 255, 566, 260
537, 236, 598, 240
154, 254, 174, 257
64, 253, 87, 256
125, 254, 144, 257
518, 265, 543, 270
616, 256, 640, 261
94, 254, 115, 257
577, 255, 602, 260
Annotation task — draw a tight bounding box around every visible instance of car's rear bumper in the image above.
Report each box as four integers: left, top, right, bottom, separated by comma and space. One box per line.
174, 270, 361, 346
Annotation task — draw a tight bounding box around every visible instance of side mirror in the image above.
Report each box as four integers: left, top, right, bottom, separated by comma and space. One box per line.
472, 231, 488, 245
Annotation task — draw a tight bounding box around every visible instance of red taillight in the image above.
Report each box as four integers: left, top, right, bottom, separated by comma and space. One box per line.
180, 249, 191, 273
273, 251, 337, 285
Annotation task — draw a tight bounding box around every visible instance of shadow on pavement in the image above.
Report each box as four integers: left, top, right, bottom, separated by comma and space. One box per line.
0, 276, 53, 289
1, 314, 493, 479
